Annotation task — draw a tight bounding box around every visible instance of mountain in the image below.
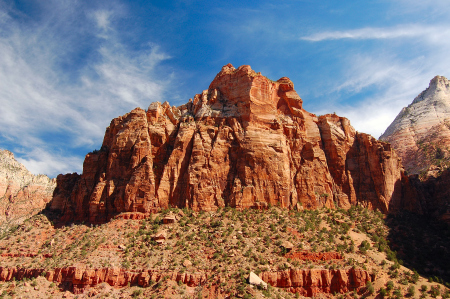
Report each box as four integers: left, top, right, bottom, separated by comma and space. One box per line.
49, 64, 406, 224
380, 75, 450, 177
0, 149, 56, 229
0, 65, 449, 298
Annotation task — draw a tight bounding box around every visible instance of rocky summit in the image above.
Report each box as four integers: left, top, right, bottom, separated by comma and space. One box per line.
380, 75, 450, 177
0, 149, 56, 229
50, 64, 406, 224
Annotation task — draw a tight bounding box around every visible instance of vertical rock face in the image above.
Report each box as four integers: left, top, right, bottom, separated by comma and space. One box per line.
0, 150, 56, 228
261, 268, 372, 296
52, 64, 405, 223
380, 76, 450, 176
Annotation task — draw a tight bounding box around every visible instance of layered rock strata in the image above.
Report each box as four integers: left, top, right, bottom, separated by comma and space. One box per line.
0, 266, 207, 294
0, 150, 56, 228
380, 76, 450, 176
261, 268, 372, 296
0, 266, 371, 296
51, 64, 405, 223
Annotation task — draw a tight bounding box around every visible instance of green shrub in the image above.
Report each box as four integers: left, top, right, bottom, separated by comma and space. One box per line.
366, 281, 374, 295
387, 280, 394, 291
430, 285, 440, 298
407, 285, 415, 297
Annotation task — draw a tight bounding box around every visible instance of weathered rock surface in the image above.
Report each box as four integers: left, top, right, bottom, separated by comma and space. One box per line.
0, 149, 56, 228
403, 169, 450, 223
380, 75, 450, 176
0, 266, 370, 296
51, 64, 405, 223
261, 268, 372, 296
248, 271, 267, 289
0, 266, 208, 294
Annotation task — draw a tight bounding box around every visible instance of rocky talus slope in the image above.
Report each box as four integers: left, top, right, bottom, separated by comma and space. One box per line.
380, 75, 450, 176
0, 149, 55, 228
50, 64, 406, 224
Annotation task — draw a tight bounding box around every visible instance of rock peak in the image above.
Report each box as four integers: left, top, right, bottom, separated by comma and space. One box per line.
50, 64, 409, 224
430, 75, 449, 86
0, 149, 56, 227
381, 75, 450, 175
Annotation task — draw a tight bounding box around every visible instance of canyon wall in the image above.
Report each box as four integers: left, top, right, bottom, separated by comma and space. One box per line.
50, 64, 406, 223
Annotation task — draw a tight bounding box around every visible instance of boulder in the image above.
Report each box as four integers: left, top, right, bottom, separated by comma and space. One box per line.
248, 271, 267, 289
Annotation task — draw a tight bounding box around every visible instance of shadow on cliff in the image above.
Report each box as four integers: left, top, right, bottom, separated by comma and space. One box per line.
385, 210, 450, 285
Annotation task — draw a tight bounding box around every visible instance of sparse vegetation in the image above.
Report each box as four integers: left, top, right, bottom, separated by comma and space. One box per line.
0, 206, 448, 298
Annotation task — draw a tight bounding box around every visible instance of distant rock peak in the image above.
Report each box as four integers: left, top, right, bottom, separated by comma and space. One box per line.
381, 75, 450, 177
0, 149, 56, 228
412, 75, 450, 105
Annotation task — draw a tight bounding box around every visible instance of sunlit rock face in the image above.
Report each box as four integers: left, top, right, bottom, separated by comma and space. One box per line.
380, 75, 450, 176
51, 64, 405, 223
0, 149, 56, 228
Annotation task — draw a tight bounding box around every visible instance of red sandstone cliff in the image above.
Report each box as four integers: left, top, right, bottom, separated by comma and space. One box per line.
50, 64, 405, 223
0, 266, 371, 296
0, 149, 56, 228
261, 268, 372, 297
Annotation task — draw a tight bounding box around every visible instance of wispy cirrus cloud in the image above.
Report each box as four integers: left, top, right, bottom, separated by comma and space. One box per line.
0, 0, 171, 177
301, 25, 450, 42
302, 21, 450, 138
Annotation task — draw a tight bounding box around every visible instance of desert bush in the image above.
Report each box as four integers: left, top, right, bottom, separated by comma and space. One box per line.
407, 285, 415, 297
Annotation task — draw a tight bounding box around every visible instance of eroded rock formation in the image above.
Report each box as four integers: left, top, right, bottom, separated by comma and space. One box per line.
0, 266, 208, 294
0, 150, 56, 228
261, 268, 372, 296
51, 64, 405, 223
380, 75, 450, 176
0, 266, 371, 296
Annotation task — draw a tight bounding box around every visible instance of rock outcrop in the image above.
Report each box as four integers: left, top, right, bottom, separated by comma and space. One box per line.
0, 149, 56, 228
0, 266, 208, 294
0, 266, 371, 296
261, 268, 372, 296
51, 64, 405, 223
380, 75, 450, 176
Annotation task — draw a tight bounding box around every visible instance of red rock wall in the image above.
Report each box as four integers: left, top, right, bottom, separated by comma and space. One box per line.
0, 266, 207, 294
51, 64, 407, 223
261, 268, 372, 296
0, 266, 370, 296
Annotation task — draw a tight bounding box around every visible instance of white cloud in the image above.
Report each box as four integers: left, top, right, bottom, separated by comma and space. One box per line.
0, 2, 171, 177
94, 10, 112, 31
301, 25, 450, 42
305, 22, 450, 138
16, 148, 84, 177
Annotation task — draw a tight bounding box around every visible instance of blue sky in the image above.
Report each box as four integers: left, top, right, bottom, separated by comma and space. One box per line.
1, 0, 450, 177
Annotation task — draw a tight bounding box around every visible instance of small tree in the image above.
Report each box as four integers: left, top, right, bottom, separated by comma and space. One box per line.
387, 280, 394, 291
430, 285, 440, 298
407, 285, 415, 297
366, 281, 374, 295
